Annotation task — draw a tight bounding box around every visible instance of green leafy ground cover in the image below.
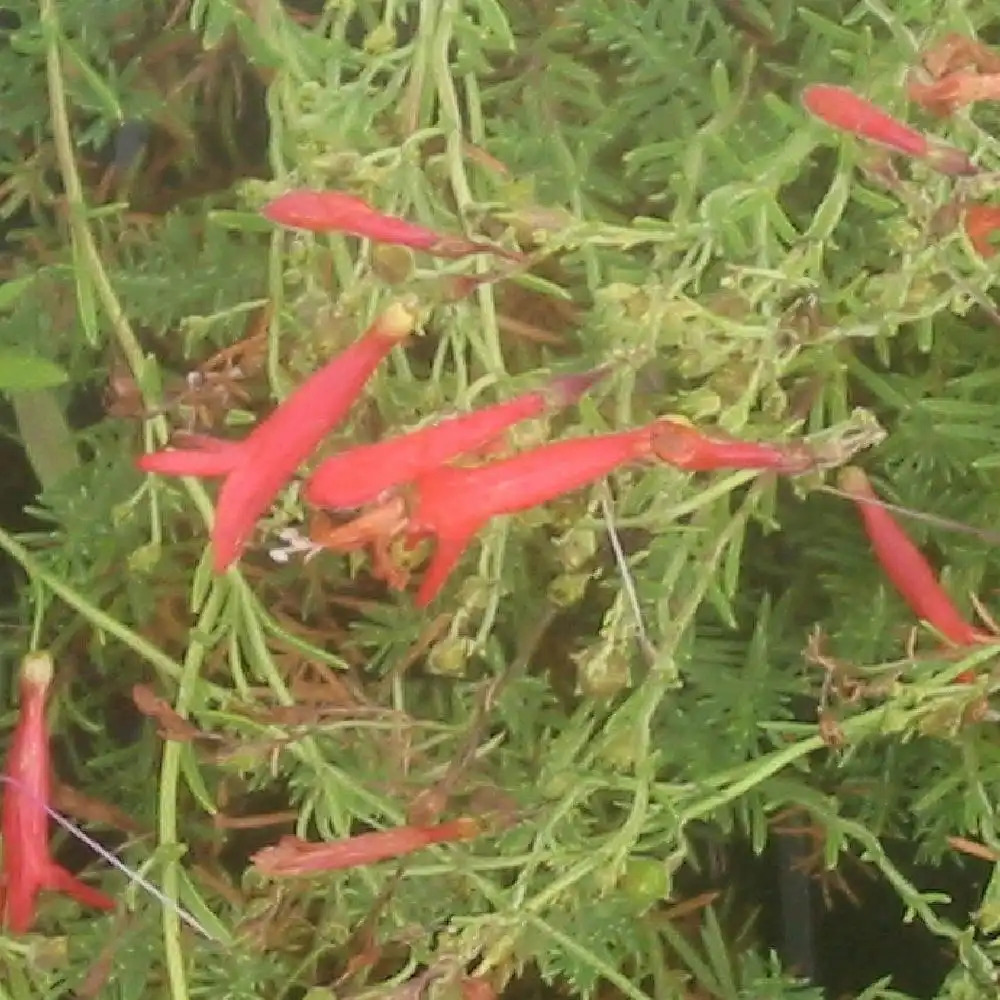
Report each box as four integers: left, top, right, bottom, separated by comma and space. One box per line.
2, 1, 1000, 998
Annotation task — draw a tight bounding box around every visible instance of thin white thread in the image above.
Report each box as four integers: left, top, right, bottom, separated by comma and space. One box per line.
0, 776, 217, 941
599, 486, 657, 665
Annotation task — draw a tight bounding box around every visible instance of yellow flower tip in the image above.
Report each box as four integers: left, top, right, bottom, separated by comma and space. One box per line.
21, 650, 54, 689
378, 297, 420, 340
837, 465, 869, 495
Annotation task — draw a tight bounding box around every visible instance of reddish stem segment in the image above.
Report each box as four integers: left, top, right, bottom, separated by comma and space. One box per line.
839, 467, 987, 680
1, 653, 114, 932
262, 190, 522, 261
252, 818, 480, 876
303, 367, 608, 510
650, 420, 815, 474
138, 302, 415, 571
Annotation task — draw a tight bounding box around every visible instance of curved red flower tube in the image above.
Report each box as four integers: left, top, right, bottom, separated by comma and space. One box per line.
1, 652, 114, 933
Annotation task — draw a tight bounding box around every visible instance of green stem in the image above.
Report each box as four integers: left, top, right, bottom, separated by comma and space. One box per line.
40, 0, 145, 382
41, 0, 215, 538
431, 0, 504, 375
0, 525, 190, 684
9, 389, 78, 489
158, 581, 226, 1000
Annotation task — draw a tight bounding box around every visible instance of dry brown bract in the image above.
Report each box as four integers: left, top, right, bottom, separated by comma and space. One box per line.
908, 33, 1000, 115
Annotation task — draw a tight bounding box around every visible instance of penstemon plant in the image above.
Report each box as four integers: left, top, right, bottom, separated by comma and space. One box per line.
2, 3, 1000, 1000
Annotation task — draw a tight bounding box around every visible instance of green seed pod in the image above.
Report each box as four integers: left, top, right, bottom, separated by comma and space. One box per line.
574, 643, 631, 699
538, 770, 575, 800
619, 858, 669, 909
364, 23, 396, 54
548, 571, 594, 608
371, 244, 415, 284
456, 575, 491, 611
294, 81, 323, 113
596, 726, 640, 771
427, 636, 474, 677
128, 542, 161, 574
680, 385, 723, 418
556, 526, 597, 571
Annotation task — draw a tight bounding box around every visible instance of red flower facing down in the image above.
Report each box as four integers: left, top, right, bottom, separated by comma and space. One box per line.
1, 652, 114, 933
312, 419, 816, 607
801, 83, 977, 176
402, 420, 815, 606
138, 301, 417, 571
840, 466, 988, 681
303, 367, 608, 511
262, 190, 523, 262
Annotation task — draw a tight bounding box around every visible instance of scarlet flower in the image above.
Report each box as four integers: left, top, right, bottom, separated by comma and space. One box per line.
402, 423, 661, 606
303, 367, 608, 510
252, 818, 480, 876
138, 434, 242, 478
962, 202, 1000, 259
1, 652, 114, 933
262, 190, 522, 261
138, 301, 416, 571
840, 467, 987, 681
801, 83, 976, 176
312, 419, 814, 606
404, 420, 812, 606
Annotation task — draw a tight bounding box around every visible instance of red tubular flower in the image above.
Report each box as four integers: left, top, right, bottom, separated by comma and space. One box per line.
962, 202, 1000, 259
1, 652, 114, 933
801, 83, 976, 176
303, 367, 608, 510
402, 423, 664, 606
251, 818, 480, 876
138, 301, 416, 571
137, 434, 243, 478
404, 420, 815, 606
312, 419, 815, 606
802, 84, 928, 157
262, 190, 522, 261
650, 420, 815, 474
840, 467, 987, 680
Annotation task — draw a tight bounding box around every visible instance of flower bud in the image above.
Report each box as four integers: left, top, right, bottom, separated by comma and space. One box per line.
548, 571, 594, 608
573, 643, 631, 699
427, 636, 474, 676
